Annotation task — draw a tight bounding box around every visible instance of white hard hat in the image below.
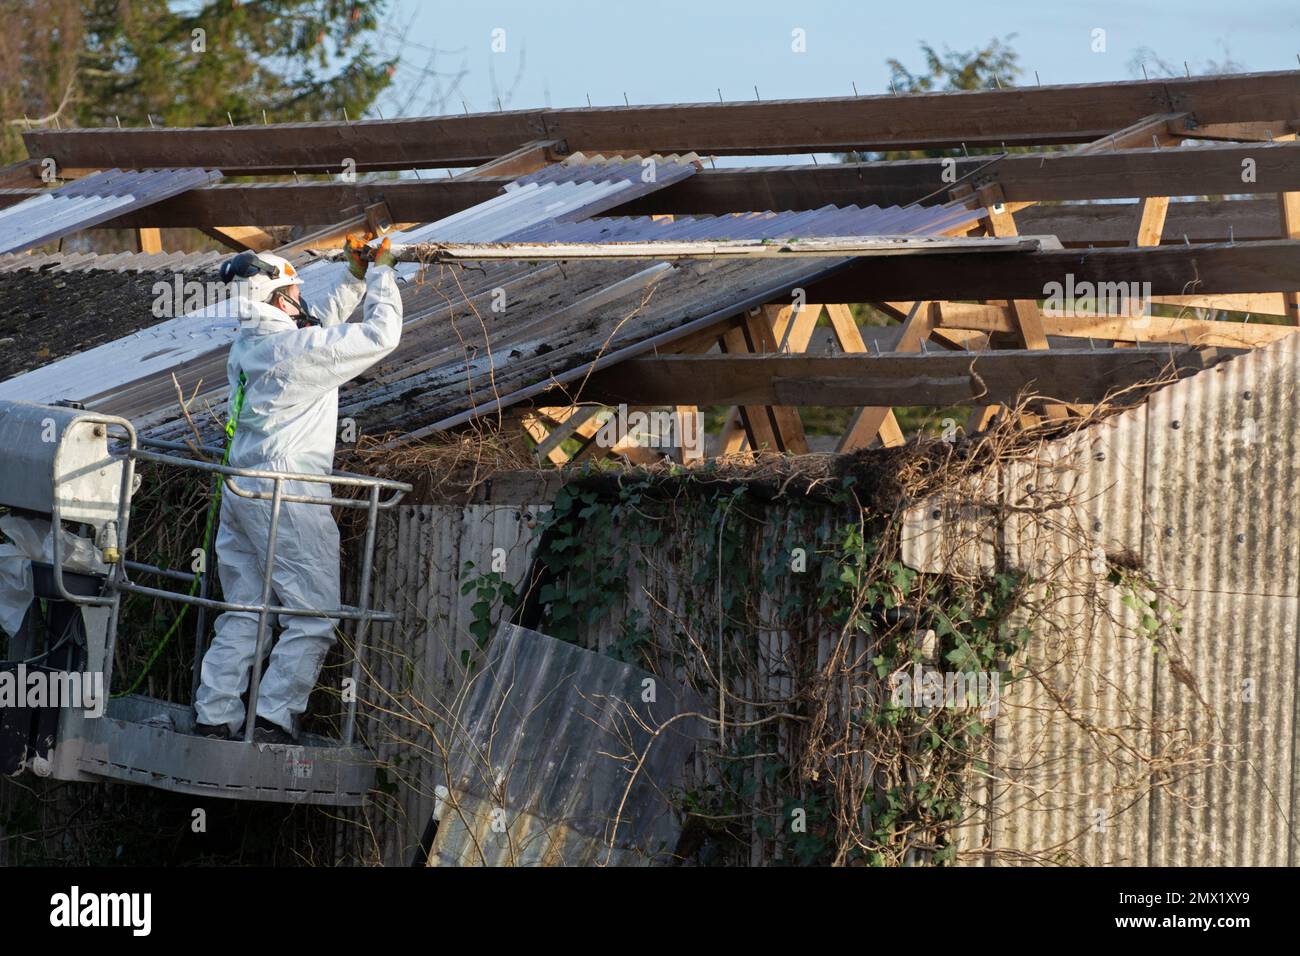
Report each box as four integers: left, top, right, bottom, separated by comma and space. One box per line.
220, 251, 304, 304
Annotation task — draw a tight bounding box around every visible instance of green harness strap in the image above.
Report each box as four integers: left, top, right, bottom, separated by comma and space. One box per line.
223, 371, 248, 460
116, 372, 247, 697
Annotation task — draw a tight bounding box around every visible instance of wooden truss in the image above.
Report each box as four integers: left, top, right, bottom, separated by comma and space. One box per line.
7, 69, 1300, 463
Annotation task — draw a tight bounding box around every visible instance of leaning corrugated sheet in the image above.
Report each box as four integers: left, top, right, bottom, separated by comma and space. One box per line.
428, 798, 649, 867
428, 623, 704, 866
0, 167, 221, 255
904, 334, 1300, 865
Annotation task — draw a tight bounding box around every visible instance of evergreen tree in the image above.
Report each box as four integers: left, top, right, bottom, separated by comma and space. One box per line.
2, 0, 396, 163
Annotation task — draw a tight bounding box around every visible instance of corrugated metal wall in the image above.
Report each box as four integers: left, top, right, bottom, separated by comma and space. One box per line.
360, 500, 546, 865
904, 335, 1300, 866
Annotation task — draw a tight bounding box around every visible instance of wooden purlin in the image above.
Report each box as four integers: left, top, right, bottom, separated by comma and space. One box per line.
15, 141, 1300, 229
933, 302, 1298, 348
608, 140, 1300, 211
1019, 199, 1285, 248
805, 239, 1300, 302
22, 70, 1300, 172
0, 159, 40, 187
582, 348, 1229, 408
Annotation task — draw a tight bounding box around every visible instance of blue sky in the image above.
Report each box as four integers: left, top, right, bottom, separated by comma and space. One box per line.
379, 0, 1300, 116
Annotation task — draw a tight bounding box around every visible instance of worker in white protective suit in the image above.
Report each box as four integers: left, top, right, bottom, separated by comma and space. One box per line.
193, 237, 402, 743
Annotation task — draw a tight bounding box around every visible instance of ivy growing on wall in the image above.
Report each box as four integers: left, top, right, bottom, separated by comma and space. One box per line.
461, 466, 1035, 866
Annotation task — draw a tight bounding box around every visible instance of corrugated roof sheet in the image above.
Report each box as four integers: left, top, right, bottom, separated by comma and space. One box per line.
131, 255, 858, 442
0, 167, 222, 255
505, 202, 979, 243
0, 249, 224, 273
0, 250, 223, 382
0, 153, 986, 442
386, 154, 698, 249
0, 155, 700, 409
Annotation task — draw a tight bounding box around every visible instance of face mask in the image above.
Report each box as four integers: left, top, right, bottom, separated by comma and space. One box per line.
294, 296, 322, 329
271, 289, 320, 328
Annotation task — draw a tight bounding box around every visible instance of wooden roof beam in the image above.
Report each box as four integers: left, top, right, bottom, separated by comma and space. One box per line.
935, 301, 1298, 348
581, 349, 1231, 408
9, 141, 1300, 229
22, 70, 1300, 171
804, 240, 1300, 301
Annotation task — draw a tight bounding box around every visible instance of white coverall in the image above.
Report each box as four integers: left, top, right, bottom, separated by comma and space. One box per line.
194, 264, 403, 735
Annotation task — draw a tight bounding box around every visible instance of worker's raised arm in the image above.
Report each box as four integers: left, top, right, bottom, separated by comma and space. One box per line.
272, 265, 403, 396
310, 265, 367, 328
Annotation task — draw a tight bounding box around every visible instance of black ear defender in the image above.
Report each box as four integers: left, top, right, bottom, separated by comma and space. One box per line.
219, 251, 280, 283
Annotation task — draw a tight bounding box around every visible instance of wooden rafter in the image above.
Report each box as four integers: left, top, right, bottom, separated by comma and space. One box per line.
201, 225, 278, 252
959, 182, 1066, 426
582, 349, 1229, 408
1279, 191, 1300, 324
718, 311, 809, 454
281, 201, 399, 254
1075, 112, 1185, 152
135, 228, 162, 254
832, 302, 919, 452
521, 412, 572, 466
454, 139, 567, 180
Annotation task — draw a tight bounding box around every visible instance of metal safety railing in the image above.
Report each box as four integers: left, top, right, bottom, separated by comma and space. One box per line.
48, 425, 411, 746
